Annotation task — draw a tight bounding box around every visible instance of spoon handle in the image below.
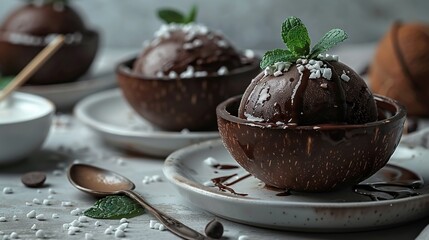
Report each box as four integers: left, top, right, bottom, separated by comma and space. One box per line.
123, 190, 207, 240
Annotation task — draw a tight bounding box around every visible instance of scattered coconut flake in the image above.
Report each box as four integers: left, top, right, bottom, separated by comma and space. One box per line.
9, 232, 18, 239
194, 71, 208, 77
94, 221, 102, 227
70, 208, 82, 216
341, 71, 350, 82
85, 233, 94, 240
320, 83, 328, 89
118, 223, 128, 231
0, 217, 6, 222
61, 201, 73, 207
78, 216, 89, 223
35, 229, 45, 238
42, 199, 52, 206
31, 224, 37, 230
158, 224, 166, 231
153, 223, 161, 229
33, 198, 41, 204
244, 49, 255, 59
183, 42, 194, 50
244, 112, 265, 122
203, 157, 218, 166
3, 187, 13, 194
62, 223, 70, 230
216, 40, 228, 48
68, 227, 80, 235
48, 188, 56, 194
26, 202, 33, 206
322, 68, 332, 80
52, 213, 59, 219
71, 219, 81, 227
104, 226, 114, 235
179, 66, 195, 78
168, 71, 178, 79
12, 215, 18, 221
114, 229, 125, 238
48, 195, 54, 199
192, 39, 203, 47
36, 214, 46, 221
119, 218, 128, 224
27, 210, 36, 219
217, 66, 228, 76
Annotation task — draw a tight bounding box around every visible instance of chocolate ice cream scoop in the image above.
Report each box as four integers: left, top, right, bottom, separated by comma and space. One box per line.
133, 23, 243, 78
239, 60, 378, 125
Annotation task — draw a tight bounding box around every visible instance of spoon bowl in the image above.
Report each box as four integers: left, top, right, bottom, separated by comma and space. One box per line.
68, 163, 135, 196
67, 163, 206, 240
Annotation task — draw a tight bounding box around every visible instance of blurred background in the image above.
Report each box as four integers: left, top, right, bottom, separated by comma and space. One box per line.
1, 0, 429, 51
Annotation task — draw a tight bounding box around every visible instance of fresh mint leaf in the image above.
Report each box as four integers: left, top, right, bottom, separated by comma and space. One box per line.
281, 16, 310, 57
286, 25, 310, 57
158, 9, 185, 24
281, 16, 302, 45
185, 5, 197, 24
260, 49, 296, 69
84, 195, 145, 219
310, 28, 348, 58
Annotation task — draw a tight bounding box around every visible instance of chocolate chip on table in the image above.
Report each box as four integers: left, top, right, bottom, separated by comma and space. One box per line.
205, 218, 224, 239
21, 172, 46, 188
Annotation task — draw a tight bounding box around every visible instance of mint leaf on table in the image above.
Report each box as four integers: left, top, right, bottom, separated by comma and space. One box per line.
281, 16, 310, 56
260, 49, 297, 69
158, 9, 185, 24
84, 195, 145, 219
309, 28, 348, 58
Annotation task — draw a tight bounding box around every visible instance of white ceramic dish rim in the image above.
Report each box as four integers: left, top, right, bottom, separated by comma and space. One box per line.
0, 91, 55, 125
74, 88, 219, 139
164, 139, 429, 209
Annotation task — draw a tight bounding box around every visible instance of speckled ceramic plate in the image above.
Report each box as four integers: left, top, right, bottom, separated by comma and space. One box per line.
74, 88, 219, 157
163, 139, 429, 232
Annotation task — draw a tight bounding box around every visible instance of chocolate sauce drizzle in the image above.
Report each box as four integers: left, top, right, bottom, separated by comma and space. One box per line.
211, 173, 251, 196
353, 181, 422, 201
212, 164, 239, 170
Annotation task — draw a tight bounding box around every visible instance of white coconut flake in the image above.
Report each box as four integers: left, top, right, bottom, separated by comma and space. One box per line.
52, 213, 59, 219
62, 223, 70, 230
48, 188, 56, 194
194, 71, 208, 77
244, 112, 265, 122
12, 215, 18, 221
149, 220, 157, 229
78, 216, 89, 223
26, 202, 33, 206
36, 214, 46, 221
217, 66, 228, 76
322, 68, 332, 80
71, 220, 81, 227
114, 229, 125, 238
31, 224, 37, 230
168, 71, 178, 79
158, 224, 166, 231
43, 199, 52, 206
27, 210, 36, 219
0, 217, 6, 222
35, 229, 45, 238
238, 235, 250, 240
9, 232, 18, 239
341, 71, 350, 82
2, 187, 13, 194
61, 201, 73, 207
203, 157, 218, 166
85, 233, 94, 240
104, 226, 114, 235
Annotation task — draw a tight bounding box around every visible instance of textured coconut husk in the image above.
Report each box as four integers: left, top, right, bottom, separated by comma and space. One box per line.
370, 22, 429, 116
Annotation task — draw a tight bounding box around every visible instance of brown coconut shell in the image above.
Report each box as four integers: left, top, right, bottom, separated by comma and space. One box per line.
369, 22, 429, 117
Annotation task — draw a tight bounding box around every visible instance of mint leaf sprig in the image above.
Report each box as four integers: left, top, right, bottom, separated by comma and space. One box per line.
84, 195, 145, 219
260, 16, 348, 69
158, 5, 197, 24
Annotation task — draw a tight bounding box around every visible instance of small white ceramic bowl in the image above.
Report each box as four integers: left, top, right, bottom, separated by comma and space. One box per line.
0, 92, 54, 164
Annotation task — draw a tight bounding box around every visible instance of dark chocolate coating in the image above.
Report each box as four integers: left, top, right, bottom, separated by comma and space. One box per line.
0, 4, 86, 35
0, 3, 98, 85
239, 61, 378, 125
217, 95, 406, 191
133, 30, 242, 77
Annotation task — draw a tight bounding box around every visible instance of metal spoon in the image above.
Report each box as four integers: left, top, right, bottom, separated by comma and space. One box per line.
67, 163, 206, 240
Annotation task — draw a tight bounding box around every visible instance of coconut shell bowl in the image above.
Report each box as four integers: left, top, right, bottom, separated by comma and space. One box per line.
116, 58, 260, 131
216, 95, 406, 192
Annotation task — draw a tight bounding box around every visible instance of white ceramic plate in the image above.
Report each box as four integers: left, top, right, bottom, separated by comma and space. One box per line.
163, 139, 429, 232
19, 48, 137, 110
74, 88, 219, 157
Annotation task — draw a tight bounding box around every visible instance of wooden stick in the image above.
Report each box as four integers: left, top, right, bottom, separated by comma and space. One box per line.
0, 35, 66, 102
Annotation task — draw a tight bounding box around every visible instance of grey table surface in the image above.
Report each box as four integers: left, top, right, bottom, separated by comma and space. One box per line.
1, 115, 429, 240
